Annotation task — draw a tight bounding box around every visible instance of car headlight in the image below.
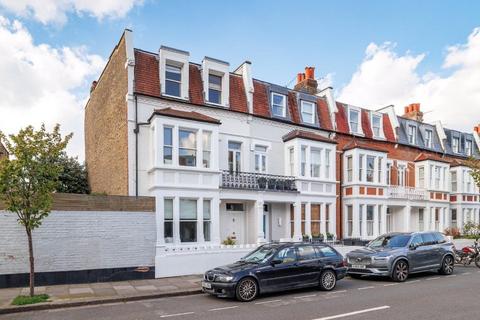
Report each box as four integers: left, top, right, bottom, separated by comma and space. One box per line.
216, 275, 234, 282
373, 256, 391, 261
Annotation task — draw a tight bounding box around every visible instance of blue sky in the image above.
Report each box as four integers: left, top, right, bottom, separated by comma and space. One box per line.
0, 0, 479, 158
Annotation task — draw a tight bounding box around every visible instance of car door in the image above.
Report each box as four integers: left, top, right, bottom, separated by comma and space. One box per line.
317, 246, 341, 270
420, 233, 438, 267
407, 234, 429, 271
255, 246, 300, 292
296, 245, 321, 286
432, 232, 447, 266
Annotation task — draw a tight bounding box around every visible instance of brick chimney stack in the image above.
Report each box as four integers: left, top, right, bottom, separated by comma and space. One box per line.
403, 103, 423, 122
474, 124, 480, 134
294, 67, 318, 95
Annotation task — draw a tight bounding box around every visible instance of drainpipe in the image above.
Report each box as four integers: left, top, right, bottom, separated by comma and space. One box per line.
338, 150, 344, 239
133, 93, 149, 196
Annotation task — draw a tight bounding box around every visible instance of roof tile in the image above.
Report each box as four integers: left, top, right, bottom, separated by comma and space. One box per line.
229, 75, 248, 113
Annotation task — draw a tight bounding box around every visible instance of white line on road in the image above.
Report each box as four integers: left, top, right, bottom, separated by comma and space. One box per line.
312, 305, 390, 320
160, 312, 195, 318
446, 274, 457, 278
208, 306, 238, 312
426, 277, 440, 281
463, 272, 472, 275
328, 290, 347, 294
358, 286, 375, 290
406, 280, 421, 284
477, 270, 480, 273
255, 299, 282, 305
383, 283, 399, 287
294, 294, 317, 299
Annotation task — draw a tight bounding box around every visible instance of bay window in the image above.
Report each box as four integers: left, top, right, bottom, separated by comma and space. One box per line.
366, 155, 375, 182
179, 129, 197, 166
419, 166, 425, 188
301, 101, 315, 124
301, 146, 307, 176
271, 93, 286, 117
325, 149, 331, 179
180, 199, 197, 242
164, 199, 174, 243
202, 131, 211, 168
346, 156, 353, 182
203, 200, 211, 242
208, 73, 222, 104
366, 205, 374, 236
398, 164, 406, 186
165, 64, 182, 97
378, 158, 382, 183
451, 171, 457, 192
347, 205, 353, 237
163, 127, 173, 164
310, 148, 321, 178
435, 166, 440, 189
288, 148, 294, 176
359, 155, 364, 181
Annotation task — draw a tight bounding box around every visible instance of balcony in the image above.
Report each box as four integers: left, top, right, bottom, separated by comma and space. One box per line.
221, 170, 297, 192
387, 186, 427, 201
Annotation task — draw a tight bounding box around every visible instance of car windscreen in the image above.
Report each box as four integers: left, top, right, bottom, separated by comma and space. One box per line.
368, 234, 411, 249
241, 246, 277, 263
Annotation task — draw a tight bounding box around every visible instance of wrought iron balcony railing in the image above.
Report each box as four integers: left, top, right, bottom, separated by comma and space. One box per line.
221, 170, 297, 192
387, 186, 427, 200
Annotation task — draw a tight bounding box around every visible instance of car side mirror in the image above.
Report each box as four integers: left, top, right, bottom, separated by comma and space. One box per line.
271, 259, 282, 266
409, 244, 417, 250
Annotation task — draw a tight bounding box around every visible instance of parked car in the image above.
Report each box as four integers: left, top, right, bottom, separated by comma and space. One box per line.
346, 232, 455, 282
202, 242, 347, 301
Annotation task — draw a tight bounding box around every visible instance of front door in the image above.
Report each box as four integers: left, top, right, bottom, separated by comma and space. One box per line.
263, 204, 270, 242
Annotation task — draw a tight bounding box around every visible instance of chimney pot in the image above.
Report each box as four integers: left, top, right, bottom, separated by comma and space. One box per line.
296, 73, 303, 84
305, 67, 315, 80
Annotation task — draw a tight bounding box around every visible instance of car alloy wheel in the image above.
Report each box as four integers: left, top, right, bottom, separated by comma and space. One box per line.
393, 260, 408, 282
319, 270, 336, 291
440, 255, 454, 275
236, 278, 257, 302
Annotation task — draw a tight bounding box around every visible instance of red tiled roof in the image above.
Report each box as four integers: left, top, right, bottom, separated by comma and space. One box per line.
343, 139, 389, 153
134, 51, 160, 97
282, 130, 337, 144
383, 113, 396, 142
335, 103, 350, 133
150, 108, 221, 124
288, 92, 301, 124
361, 109, 373, 138
252, 80, 270, 117
317, 98, 333, 131
229, 75, 248, 113
414, 153, 451, 164
189, 65, 204, 105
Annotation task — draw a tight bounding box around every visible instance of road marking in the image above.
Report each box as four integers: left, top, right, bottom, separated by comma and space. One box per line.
312, 305, 390, 320
328, 290, 347, 294
208, 306, 238, 312
426, 277, 440, 281
358, 286, 375, 290
463, 272, 471, 275
446, 274, 457, 278
406, 280, 421, 284
295, 294, 317, 299
383, 283, 399, 287
477, 270, 480, 273
160, 312, 195, 318
255, 299, 282, 305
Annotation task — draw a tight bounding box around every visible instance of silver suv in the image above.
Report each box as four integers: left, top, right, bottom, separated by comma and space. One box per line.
346, 232, 455, 282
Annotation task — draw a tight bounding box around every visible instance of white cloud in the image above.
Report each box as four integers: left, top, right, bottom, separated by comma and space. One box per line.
338, 27, 480, 132
0, 16, 105, 159
0, 0, 143, 25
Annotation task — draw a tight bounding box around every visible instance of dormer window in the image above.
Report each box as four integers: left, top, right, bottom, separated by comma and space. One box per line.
300, 101, 315, 124
165, 64, 182, 97
452, 137, 460, 153
208, 73, 222, 104
349, 109, 360, 133
425, 129, 433, 148
466, 140, 472, 156
271, 93, 286, 117
407, 125, 416, 144
371, 114, 381, 137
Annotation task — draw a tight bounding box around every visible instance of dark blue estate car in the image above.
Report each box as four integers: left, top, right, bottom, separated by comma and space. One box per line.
202, 242, 347, 301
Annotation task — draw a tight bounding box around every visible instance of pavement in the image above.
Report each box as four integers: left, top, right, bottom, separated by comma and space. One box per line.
1, 265, 479, 320
0, 275, 202, 314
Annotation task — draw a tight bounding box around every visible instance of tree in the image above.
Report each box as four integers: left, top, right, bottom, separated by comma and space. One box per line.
0, 124, 72, 297
56, 154, 90, 194
467, 157, 480, 189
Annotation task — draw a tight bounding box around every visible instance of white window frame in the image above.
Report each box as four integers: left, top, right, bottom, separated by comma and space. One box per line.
207, 73, 222, 105
418, 166, 425, 188
425, 129, 433, 148
300, 100, 316, 124
159, 46, 190, 100
466, 140, 472, 156
452, 137, 460, 153
165, 64, 182, 98
202, 57, 230, 107
271, 92, 286, 117
202, 131, 212, 168
407, 125, 416, 144
310, 147, 321, 178
178, 128, 197, 167
370, 112, 384, 139
346, 155, 353, 182
254, 145, 268, 173
228, 141, 242, 173
163, 126, 173, 165
348, 107, 362, 135
288, 147, 295, 176
451, 170, 457, 192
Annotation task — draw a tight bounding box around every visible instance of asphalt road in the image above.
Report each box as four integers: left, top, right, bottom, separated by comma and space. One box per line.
3, 266, 480, 320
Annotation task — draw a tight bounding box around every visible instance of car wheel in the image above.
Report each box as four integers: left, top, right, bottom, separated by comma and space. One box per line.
348, 274, 363, 279
235, 277, 258, 302
439, 255, 455, 275
319, 270, 337, 291
391, 260, 409, 282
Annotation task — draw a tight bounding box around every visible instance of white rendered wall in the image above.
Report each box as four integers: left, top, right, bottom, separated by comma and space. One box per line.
0, 210, 155, 275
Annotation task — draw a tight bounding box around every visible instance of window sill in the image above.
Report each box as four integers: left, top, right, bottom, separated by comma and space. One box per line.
148, 166, 220, 174
205, 101, 228, 108
161, 93, 190, 101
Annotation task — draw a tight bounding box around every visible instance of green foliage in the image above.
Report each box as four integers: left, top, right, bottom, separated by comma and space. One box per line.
0, 124, 72, 230
11, 294, 49, 306
222, 236, 236, 245
56, 154, 90, 194
463, 221, 479, 236
466, 157, 480, 188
